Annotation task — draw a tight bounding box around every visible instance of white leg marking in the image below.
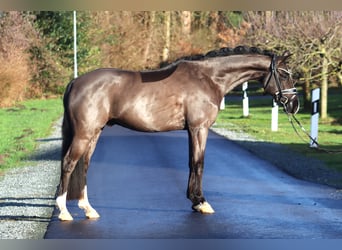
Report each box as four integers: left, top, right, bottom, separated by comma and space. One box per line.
193, 201, 215, 214
56, 192, 73, 221
78, 185, 100, 219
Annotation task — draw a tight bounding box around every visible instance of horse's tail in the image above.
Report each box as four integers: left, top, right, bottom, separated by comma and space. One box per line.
60, 80, 86, 200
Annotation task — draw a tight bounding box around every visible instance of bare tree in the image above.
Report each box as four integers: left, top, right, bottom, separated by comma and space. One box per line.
245, 11, 341, 118
162, 11, 171, 62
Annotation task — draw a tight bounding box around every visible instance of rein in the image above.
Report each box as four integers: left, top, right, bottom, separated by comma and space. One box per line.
265, 55, 342, 154
286, 111, 342, 154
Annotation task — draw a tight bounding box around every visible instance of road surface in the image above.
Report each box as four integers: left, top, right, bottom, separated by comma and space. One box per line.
45, 125, 342, 238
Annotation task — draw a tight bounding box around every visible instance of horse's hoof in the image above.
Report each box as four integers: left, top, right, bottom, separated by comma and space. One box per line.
86, 209, 100, 220
58, 211, 74, 221
193, 201, 215, 214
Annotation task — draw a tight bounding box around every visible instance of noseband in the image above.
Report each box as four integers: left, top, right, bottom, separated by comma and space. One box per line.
264, 55, 297, 105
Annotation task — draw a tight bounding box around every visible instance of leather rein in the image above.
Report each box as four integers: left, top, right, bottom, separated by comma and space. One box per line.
264, 55, 342, 153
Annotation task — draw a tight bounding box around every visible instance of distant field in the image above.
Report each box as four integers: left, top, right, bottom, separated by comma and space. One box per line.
215, 87, 342, 171
0, 98, 63, 172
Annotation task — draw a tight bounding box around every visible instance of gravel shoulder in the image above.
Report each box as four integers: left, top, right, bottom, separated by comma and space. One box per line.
0, 118, 61, 239
1, 117, 341, 239
211, 126, 342, 189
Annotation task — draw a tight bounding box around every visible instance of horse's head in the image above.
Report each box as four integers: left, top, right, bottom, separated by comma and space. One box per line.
263, 51, 299, 115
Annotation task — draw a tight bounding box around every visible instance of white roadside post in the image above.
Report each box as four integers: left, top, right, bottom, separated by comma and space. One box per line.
271, 99, 279, 131
310, 88, 320, 147
242, 82, 249, 117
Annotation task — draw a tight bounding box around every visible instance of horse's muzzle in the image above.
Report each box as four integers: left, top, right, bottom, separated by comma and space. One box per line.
282, 95, 300, 114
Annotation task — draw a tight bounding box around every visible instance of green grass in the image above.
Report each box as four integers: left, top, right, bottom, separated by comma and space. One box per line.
215, 87, 342, 171
0, 98, 63, 172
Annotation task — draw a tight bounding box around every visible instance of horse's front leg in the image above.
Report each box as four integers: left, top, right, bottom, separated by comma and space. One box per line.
187, 126, 215, 214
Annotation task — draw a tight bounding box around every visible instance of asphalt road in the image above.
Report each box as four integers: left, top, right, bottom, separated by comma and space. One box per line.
45, 125, 342, 238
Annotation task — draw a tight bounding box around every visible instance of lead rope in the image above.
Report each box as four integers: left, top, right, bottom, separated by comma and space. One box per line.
287, 113, 342, 154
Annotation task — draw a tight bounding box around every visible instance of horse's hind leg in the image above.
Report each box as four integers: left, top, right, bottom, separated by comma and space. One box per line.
78, 186, 100, 219
187, 126, 215, 214
56, 137, 89, 221
78, 130, 102, 219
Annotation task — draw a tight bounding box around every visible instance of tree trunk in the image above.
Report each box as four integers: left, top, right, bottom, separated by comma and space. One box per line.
181, 11, 191, 37
121, 11, 133, 25
265, 11, 273, 29
162, 11, 171, 62
209, 11, 219, 33
320, 46, 329, 120
302, 67, 311, 110
143, 11, 155, 66
338, 64, 342, 86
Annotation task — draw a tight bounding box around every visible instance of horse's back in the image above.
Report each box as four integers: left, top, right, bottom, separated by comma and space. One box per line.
73, 68, 137, 90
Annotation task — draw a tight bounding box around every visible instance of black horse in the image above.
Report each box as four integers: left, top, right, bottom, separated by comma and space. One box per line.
56, 46, 299, 220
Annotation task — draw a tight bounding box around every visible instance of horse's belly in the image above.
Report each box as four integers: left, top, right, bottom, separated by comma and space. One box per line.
112, 90, 186, 132
118, 104, 185, 132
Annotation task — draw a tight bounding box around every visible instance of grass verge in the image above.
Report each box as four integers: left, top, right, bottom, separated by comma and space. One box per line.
0, 98, 63, 172
214, 87, 342, 172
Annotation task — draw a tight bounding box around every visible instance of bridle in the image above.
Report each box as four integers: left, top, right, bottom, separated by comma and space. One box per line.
264, 55, 297, 107
264, 55, 342, 153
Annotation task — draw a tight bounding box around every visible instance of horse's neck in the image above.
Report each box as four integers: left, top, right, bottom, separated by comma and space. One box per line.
195, 55, 271, 96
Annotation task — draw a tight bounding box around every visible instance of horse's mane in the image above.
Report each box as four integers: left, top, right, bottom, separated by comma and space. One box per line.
160, 46, 274, 68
